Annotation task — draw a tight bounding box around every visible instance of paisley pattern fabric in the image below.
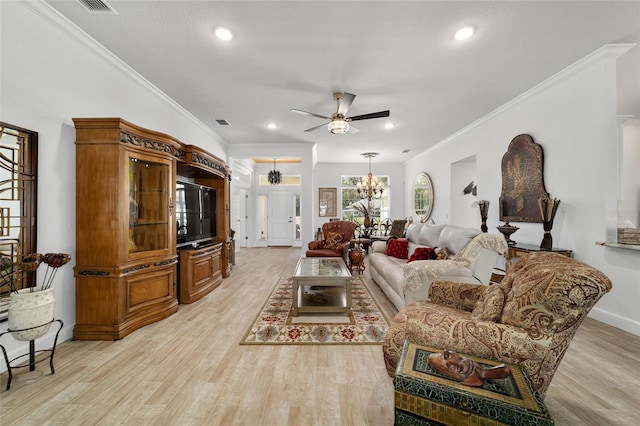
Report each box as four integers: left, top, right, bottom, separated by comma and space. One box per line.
470, 284, 505, 322
383, 252, 612, 399
403, 233, 508, 296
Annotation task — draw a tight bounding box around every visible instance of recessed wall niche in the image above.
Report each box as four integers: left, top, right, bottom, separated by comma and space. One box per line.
450, 155, 477, 226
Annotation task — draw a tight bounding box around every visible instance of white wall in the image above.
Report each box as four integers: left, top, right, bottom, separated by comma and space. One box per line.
0, 1, 228, 357
404, 44, 640, 336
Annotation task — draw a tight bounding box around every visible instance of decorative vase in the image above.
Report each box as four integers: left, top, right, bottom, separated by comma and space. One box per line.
496, 223, 520, 246
364, 217, 372, 228
8, 287, 55, 341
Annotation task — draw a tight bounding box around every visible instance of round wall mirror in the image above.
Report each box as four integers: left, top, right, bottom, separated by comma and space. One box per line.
412, 172, 434, 222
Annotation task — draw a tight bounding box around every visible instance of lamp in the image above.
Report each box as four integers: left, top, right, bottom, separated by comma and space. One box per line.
328, 119, 349, 135
357, 152, 384, 200
268, 158, 281, 185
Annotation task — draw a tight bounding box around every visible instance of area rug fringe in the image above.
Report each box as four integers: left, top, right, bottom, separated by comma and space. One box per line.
240, 276, 389, 345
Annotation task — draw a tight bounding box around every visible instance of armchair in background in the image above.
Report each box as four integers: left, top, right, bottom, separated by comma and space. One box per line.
306, 220, 357, 262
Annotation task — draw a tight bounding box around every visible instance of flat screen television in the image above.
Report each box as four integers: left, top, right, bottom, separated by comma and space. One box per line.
176, 181, 216, 248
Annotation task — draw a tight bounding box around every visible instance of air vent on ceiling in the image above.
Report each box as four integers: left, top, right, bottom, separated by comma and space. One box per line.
215, 119, 231, 126
78, 0, 117, 14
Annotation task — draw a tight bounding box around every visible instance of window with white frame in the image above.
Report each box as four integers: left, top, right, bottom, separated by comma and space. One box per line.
340, 175, 390, 226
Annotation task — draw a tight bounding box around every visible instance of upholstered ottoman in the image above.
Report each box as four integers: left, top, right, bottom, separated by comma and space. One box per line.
394, 341, 554, 426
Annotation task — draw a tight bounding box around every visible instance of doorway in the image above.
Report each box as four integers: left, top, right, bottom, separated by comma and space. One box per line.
267, 190, 294, 246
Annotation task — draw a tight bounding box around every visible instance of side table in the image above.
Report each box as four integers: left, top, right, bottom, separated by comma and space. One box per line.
507, 243, 573, 271
0, 319, 64, 390
349, 238, 370, 274
348, 248, 366, 274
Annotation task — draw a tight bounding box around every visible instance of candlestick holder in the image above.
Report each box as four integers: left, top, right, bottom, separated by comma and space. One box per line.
539, 197, 561, 250
477, 200, 490, 233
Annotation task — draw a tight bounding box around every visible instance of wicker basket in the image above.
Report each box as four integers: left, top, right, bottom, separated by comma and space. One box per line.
617, 228, 640, 245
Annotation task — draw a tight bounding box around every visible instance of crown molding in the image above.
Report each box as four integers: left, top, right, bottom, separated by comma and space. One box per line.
20, 0, 227, 147
418, 43, 637, 158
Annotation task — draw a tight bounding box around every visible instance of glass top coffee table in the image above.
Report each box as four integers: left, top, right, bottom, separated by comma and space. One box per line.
291, 257, 352, 317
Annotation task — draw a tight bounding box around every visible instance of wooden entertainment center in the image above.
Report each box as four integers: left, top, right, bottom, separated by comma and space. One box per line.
73, 118, 231, 340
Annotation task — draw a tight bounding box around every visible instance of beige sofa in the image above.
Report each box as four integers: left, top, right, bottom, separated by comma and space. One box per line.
369, 223, 508, 311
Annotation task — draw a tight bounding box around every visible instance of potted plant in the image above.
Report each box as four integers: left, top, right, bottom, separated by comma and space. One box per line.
1, 252, 71, 341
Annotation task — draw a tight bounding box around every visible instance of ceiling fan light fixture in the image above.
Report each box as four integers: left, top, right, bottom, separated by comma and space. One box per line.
328, 119, 349, 134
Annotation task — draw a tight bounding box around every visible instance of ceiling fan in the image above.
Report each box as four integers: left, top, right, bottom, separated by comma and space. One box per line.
291, 92, 390, 134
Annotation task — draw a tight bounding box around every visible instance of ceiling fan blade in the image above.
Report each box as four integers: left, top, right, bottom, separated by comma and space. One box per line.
337, 92, 356, 117
304, 122, 329, 132
347, 110, 390, 121
290, 108, 331, 120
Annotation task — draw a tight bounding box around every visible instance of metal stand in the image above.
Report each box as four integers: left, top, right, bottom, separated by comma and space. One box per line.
0, 319, 64, 390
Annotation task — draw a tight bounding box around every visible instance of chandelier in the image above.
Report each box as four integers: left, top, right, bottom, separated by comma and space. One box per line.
328, 118, 350, 134
357, 152, 384, 200
268, 158, 281, 185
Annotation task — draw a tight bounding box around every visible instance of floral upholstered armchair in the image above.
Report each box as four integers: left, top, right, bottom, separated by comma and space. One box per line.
382, 252, 612, 399
306, 220, 356, 262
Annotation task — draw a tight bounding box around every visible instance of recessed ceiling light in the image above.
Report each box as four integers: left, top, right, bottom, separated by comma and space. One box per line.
454, 25, 475, 41
215, 26, 233, 41
267, 123, 277, 130
384, 123, 395, 130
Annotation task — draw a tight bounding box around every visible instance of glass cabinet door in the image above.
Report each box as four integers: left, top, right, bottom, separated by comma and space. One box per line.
128, 155, 172, 256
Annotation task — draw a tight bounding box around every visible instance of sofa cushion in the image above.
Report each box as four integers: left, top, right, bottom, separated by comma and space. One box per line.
418, 224, 446, 247
371, 240, 387, 253
470, 284, 505, 322
386, 238, 409, 259
436, 225, 480, 255
407, 246, 435, 263
323, 231, 343, 250
405, 223, 423, 243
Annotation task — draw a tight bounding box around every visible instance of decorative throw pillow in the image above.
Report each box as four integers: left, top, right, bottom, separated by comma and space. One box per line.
435, 247, 449, 260
407, 247, 435, 263
386, 238, 409, 259
323, 231, 343, 250
471, 285, 505, 322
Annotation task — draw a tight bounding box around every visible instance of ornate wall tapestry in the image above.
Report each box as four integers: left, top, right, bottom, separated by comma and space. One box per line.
499, 134, 549, 223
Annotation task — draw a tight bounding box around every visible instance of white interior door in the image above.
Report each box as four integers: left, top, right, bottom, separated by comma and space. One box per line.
238, 189, 248, 248
268, 190, 293, 246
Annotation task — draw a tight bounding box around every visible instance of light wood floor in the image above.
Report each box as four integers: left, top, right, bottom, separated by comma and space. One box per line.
0, 247, 638, 425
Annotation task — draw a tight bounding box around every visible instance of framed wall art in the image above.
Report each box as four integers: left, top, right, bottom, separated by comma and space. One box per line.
319, 187, 337, 217
499, 134, 549, 223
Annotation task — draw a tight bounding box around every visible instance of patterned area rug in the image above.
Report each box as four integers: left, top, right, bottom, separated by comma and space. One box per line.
241, 276, 389, 345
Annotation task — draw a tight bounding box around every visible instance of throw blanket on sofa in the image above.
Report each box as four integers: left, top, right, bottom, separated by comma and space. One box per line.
403, 233, 508, 296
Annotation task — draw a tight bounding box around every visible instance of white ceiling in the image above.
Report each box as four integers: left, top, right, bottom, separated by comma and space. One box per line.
46, 0, 640, 164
